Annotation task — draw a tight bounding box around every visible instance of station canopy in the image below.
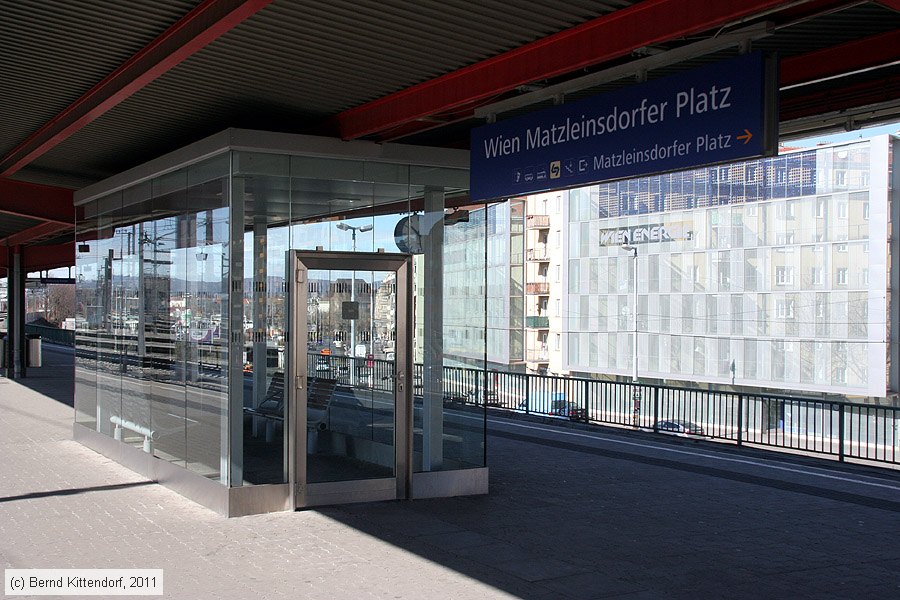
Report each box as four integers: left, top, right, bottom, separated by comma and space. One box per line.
1, 0, 900, 270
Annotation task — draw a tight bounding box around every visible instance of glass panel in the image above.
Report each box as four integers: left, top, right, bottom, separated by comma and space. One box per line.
237, 158, 292, 485
118, 221, 151, 453
306, 267, 396, 483
184, 168, 229, 480
414, 190, 487, 473
148, 178, 187, 467
74, 219, 98, 428
94, 193, 122, 440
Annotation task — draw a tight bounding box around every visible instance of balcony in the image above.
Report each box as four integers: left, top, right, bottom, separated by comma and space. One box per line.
525, 315, 549, 328
526, 214, 550, 229
526, 247, 550, 261
526, 348, 549, 362
526, 282, 550, 295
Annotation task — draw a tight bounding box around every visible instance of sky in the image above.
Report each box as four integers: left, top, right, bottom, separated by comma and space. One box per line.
782, 120, 900, 148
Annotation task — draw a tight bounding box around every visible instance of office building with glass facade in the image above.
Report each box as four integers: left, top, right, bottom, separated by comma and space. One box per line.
564, 135, 897, 399
72, 129, 488, 516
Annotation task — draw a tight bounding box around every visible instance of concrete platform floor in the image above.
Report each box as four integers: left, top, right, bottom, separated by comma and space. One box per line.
1, 345, 899, 599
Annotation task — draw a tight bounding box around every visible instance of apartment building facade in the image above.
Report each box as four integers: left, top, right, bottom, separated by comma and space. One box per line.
519, 135, 896, 399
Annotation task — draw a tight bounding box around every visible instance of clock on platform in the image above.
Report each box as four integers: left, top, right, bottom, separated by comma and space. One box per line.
393, 215, 423, 254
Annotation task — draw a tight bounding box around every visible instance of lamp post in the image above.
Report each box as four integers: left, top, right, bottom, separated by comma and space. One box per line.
620, 244, 638, 382
621, 243, 640, 428
336, 222, 373, 385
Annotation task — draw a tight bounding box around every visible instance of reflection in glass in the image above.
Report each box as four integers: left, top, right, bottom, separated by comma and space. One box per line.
306, 268, 396, 483
75, 147, 480, 494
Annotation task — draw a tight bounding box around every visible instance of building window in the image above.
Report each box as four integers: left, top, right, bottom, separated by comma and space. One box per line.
834, 366, 847, 384
863, 202, 869, 220
815, 298, 826, 318
836, 243, 848, 252
811, 267, 823, 285
776, 232, 795, 245
816, 199, 826, 218
775, 266, 794, 286
777, 202, 795, 219
776, 298, 795, 319
555, 298, 561, 317
746, 204, 758, 217
554, 333, 561, 351
834, 171, 846, 187
837, 202, 848, 219
861, 269, 869, 286
836, 268, 848, 285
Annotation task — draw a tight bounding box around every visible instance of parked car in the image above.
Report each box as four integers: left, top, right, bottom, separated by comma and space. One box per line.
548, 399, 587, 421
655, 419, 705, 436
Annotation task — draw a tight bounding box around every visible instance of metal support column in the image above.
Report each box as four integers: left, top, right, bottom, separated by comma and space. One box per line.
251, 216, 268, 437
137, 224, 146, 363
10, 246, 26, 379
3, 249, 10, 375
227, 176, 245, 486
422, 187, 444, 471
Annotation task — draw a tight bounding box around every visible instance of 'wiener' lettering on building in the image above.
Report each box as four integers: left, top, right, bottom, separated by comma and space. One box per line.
598, 222, 692, 246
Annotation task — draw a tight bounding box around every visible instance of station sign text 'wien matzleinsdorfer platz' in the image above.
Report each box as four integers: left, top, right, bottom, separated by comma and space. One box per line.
470, 52, 777, 201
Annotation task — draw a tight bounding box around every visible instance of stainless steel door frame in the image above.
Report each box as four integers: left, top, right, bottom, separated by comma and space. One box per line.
288, 250, 412, 508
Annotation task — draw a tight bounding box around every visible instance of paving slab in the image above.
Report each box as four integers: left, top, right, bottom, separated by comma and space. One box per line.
2, 345, 900, 599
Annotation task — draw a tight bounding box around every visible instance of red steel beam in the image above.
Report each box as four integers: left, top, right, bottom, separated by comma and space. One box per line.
328, 0, 818, 140
0, 222, 73, 248
0, 242, 75, 272
0, 0, 273, 177
0, 178, 79, 225
780, 29, 900, 88
780, 74, 900, 121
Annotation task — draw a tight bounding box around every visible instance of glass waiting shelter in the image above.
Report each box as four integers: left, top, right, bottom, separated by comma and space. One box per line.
72, 129, 488, 516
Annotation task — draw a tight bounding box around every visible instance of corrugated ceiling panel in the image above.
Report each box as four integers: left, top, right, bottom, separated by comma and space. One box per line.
24, 0, 628, 179
0, 214, 44, 240
0, 0, 200, 157
4, 0, 900, 190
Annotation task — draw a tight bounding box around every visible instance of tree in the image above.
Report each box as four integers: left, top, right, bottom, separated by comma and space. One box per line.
46, 284, 75, 326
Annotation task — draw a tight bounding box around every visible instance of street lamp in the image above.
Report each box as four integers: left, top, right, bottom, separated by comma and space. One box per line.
335, 222, 373, 385
620, 243, 638, 382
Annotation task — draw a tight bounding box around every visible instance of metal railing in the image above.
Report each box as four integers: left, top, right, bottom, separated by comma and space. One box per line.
525, 215, 550, 228
441, 368, 900, 468
525, 282, 550, 295
76, 336, 900, 468
526, 247, 549, 261
526, 348, 549, 362
525, 316, 549, 328
24, 323, 75, 346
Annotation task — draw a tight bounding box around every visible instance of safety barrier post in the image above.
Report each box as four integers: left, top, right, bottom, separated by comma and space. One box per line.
838, 403, 846, 462
524, 374, 530, 415
583, 380, 589, 423
653, 387, 660, 432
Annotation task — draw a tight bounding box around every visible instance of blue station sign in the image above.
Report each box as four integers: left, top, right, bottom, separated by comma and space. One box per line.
470, 52, 777, 201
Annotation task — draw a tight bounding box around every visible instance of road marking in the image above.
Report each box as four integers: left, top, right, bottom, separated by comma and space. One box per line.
485, 416, 900, 492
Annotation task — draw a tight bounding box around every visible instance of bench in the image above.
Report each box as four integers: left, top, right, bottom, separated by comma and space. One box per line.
244, 372, 337, 441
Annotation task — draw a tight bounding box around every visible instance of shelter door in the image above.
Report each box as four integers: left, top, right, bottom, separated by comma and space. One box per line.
290, 251, 411, 508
